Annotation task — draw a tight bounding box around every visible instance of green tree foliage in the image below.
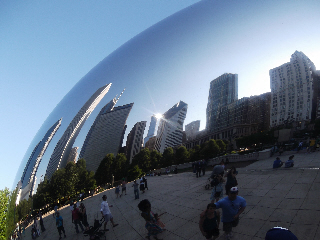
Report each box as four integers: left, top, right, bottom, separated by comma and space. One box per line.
0, 188, 10, 240
189, 145, 201, 162
6, 188, 18, 239
131, 148, 152, 173
150, 150, 162, 170
127, 165, 144, 182
16, 198, 32, 222
113, 153, 129, 180
216, 140, 226, 153
200, 139, 220, 159
175, 146, 189, 164
95, 153, 114, 186
76, 159, 96, 193
236, 131, 275, 148
161, 147, 175, 167
33, 177, 51, 210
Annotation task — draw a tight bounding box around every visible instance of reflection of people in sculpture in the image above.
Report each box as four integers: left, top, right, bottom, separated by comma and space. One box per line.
138, 199, 165, 240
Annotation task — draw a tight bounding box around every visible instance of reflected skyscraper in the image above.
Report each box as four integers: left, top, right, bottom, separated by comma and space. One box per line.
185, 120, 200, 141
154, 101, 188, 153
45, 84, 111, 179
80, 103, 134, 172
18, 118, 61, 200
206, 73, 238, 132
144, 115, 158, 145
126, 121, 147, 163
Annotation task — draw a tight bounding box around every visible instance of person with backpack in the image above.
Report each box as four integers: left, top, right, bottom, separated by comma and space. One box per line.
199, 203, 220, 239
210, 174, 225, 203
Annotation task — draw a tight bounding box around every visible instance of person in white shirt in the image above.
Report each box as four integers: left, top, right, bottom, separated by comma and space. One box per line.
100, 195, 119, 231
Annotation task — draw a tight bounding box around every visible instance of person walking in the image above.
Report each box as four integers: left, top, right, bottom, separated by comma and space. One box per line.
55, 212, 66, 239
39, 211, 46, 232
120, 178, 127, 197
196, 160, 202, 178
138, 199, 165, 240
210, 174, 225, 203
143, 177, 149, 190
215, 187, 246, 240
72, 204, 84, 233
140, 178, 145, 193
199, 203, 220, 240
79, 202, 89, 231
132, 180, 140, 200
115, 185, 120, 198
100, 195, 119, 231
224, 167, 237, 195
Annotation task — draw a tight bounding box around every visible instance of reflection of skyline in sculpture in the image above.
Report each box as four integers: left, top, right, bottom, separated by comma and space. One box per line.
206, 73, 238, 133
155, 101, 188, 153
81, 103, 134, 173
18, 118, 62, 201
144, 115, 158, 145
78, 89, 125, 160
185, 120, 200, 141
45, 83, 111, 179
126, 121, 147, 163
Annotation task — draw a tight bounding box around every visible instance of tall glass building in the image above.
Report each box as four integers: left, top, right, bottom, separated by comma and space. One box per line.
206, 73, 238, 132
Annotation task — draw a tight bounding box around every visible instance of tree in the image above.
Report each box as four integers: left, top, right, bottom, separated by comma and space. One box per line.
189, 145, 201, 162
150, 150, 162, 170
76, 159, 96, 193
0, 188, 9, 239
161, 147, 175, 167
49, 168, 69, 200
216, 140, 226, 153
33, 177, 51, 210
200, 139, 220, 159
6, 188, 18, 239
113, 153, 129, 180
175, 146, 189, 164
131, 149, 152, 173
95, 153, 114, 186
127, 165, 144, 182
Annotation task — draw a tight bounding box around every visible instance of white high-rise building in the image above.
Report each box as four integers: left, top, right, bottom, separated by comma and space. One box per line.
270, 51, 317, 127
80, 103, 134, 173
154, 101, 188, 153
144, 115, 158, 145
45, 84, 111, 179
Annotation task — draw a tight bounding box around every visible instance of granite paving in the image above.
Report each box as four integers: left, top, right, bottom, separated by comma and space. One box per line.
23, 151, 320, 239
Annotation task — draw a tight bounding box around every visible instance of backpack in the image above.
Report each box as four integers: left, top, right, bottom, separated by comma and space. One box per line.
211, 175, 220, 187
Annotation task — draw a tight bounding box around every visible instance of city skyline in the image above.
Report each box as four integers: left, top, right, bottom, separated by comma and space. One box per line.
1, 0, 320, 190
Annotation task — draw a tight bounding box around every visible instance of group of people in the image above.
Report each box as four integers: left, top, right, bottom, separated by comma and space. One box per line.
273, 155, 295, 169
193, 160, 207, 178
131, 176, 149, 200
200, 161, 245, 240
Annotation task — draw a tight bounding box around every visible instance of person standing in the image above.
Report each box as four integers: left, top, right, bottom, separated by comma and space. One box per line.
72, 204, 84, 233
100, 195, 119, 231
132, 180, 139, 200
39, 211, 46, 232
202, 160, 207, 176
140, 178, 145, 193
215, 187, 246, 240
225, 167, 238, 195
55, 212, 66, 239
143, 177, 148, 190
79, 203, 89, 231
115, 185, 120, 198
210, 174, 225, 203
196, 161, 202, 178
120, 178, 127, 197
199, 203, 220, 240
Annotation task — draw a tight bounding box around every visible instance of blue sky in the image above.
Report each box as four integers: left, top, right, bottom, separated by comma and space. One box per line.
1, 0, 320, 190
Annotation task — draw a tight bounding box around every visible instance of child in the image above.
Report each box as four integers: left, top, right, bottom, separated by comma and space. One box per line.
199, 203, 220, 240
115, 185, 120, 198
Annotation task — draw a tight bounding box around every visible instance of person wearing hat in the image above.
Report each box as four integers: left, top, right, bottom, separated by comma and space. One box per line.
100, 195, 119, 231
265, 227, 298, 240
273, 157, 283, 168
215, 187, 246, 240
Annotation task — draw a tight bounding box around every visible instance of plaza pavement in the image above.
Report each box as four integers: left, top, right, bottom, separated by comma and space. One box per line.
25, 151, 320, 240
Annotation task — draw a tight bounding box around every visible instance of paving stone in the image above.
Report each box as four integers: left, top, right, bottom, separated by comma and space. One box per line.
291, 209, 320, 225
289, 223, 318, 239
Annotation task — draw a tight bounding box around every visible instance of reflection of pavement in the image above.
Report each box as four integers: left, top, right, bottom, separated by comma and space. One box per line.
25, 152, 320, 239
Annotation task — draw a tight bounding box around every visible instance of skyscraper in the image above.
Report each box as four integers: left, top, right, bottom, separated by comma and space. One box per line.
206, 73, 238, 132
185, 120, 200, 141
154, 101, 188, 153
45, 84, 111, 179
80, 103, 134, 173
144, 115, 158, 145
270, 51, 317, 127
126, 121, 147, 163
18, 118, 61, 201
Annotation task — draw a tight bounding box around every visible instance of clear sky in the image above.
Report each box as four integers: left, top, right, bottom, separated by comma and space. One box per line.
1, 0, 320, 190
